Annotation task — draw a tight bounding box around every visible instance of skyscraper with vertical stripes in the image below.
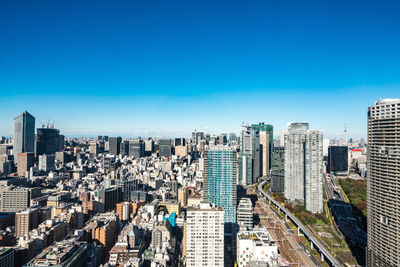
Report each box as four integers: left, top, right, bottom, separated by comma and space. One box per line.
284, 122, 323, 213
367, 99, 400, 267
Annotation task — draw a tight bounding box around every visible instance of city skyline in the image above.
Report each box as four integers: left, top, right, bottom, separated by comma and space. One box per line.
1, 1, 400, 138
0, 107, 383, 140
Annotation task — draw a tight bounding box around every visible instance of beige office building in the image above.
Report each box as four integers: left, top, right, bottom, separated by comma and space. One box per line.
260, 131, 270, 177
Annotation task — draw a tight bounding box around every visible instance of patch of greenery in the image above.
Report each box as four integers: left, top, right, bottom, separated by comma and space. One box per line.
338, 178, 367, 231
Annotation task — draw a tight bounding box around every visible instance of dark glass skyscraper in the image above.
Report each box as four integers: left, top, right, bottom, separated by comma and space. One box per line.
35, 128, 62, 156
13, 111, 35, 161
129, 140, 145, 158
159, 139, 172, 158
109, 137, 122, 155
327, 146, 348, 175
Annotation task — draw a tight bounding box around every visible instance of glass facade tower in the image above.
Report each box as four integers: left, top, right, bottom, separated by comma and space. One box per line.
13, 111, 35, 161
204, 146, 237, 224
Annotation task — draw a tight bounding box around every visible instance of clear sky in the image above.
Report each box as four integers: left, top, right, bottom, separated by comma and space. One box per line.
1, 0, 399, 139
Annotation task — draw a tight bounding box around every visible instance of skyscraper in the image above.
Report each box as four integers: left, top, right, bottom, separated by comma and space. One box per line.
129, 140, 145, 158
228, 133, 237, 145
13, 111, 35, 161
284, 123, 323, 213
35, 127, 62, 156
174, 138, 186, 147
238, 125, 260, 185
38, 154, 55, 172
109, 137, 122, 155
251, 122, 273, 174
327, 146, 348, 175
367, 99, 400, 267
120, 140, 129, 156
185, 201, 224, 267
191, 131, 204, 146
204, 146, 237, 225
144, 139, 154, 156
159, 139, 172, 158
271, 146, 284, 193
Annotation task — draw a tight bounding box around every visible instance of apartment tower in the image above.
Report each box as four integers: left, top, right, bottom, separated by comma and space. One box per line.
367, 99, 400, 266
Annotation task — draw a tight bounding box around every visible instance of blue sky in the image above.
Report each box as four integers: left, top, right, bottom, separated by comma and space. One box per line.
1, 0, 399, 138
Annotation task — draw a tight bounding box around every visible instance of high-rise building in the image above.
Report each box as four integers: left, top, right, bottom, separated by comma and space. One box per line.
237, 198, 253, 230
185, 201, 224, 267
238, 125, 260, 185
271, 146, 284, 193
144, 139, 154, 156
204, 146, 237, 225
109, 137, 122, 155
228, 133, 237, 145
251, 122, 273, 171
120, 140, 129, 157
259, 131, 270, 177
159, 139, 172, 158
35, 127, 62, 156
129, 140, 145, 158
191, 131, 204, 146
284, 123, 323, 213
13, 111, 35, 162
17, 152, 34, 177
38, 154, 55, 172
174, 138, 186, 147
89, 143, 98, 155
219, 133, 228, 145
327, 146, 348, 175
15, 206, 39, 237
367, 99, 400, 267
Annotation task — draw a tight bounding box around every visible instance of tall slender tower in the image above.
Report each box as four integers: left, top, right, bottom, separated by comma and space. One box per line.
204, 146, 237, 226
238, 125, 260, 185
13, 111, 35, 161
367, 99, 400, 267
284, 122, 323, 213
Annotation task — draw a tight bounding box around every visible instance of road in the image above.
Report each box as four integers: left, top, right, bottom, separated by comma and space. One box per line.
324, 174, 346, 202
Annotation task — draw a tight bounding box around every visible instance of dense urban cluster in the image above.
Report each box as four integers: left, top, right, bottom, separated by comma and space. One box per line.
0, 99, 397, 267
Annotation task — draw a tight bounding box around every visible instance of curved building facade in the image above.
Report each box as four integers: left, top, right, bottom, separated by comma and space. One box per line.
367, 99, 400, 267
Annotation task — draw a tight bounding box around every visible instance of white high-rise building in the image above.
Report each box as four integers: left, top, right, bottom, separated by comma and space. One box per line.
185, 201, 224, 267
284, 123, 323, 213
323, 138, 330, 157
